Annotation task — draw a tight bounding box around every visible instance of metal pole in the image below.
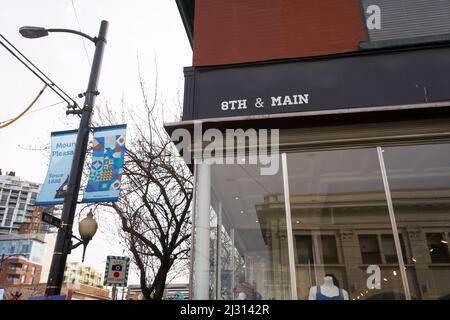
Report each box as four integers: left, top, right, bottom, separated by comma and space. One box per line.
45, 20, 108, 296
281, 153, 298, 300
188, 165, 197, 300
193, 163, 211, 299
216, 202, 222, 299
230, 228, 235, 296
376, 147, 411, 300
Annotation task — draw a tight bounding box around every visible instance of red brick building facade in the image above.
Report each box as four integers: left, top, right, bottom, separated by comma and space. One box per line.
0, 257, 42, 287
192, 0, 366, 66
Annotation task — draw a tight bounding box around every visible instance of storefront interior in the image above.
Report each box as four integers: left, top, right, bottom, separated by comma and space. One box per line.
199, 142, 450, 300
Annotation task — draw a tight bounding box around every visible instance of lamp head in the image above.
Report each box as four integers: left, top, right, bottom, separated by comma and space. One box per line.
19, 26, 49, 39
78, 210, 98, 241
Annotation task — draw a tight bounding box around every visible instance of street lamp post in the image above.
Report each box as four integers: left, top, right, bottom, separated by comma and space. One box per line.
20, 20, 108, 296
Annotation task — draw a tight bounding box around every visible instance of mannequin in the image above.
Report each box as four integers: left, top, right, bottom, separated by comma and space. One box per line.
237, 292, 247, 300
308, 275, 349, 300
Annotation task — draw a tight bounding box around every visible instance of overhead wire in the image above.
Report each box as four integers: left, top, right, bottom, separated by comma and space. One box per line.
0, 84, 48, 129
70, 0, 91, 67
0, 95, 81, 126
0, 33, 80, 110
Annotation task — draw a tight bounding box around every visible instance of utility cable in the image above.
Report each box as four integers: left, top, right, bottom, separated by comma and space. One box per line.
0, 84, 48, 129
0, 34, 79, 109
71, 0, 91, 67
0, 95, 81, 125
0, 33, 78, 107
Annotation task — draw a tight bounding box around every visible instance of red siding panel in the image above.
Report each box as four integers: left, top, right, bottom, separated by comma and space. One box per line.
193, 0, 367, 66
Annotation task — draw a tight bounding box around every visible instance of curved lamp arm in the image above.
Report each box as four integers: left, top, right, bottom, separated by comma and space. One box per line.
19, 26, 97, 44
46, 28, 97, 44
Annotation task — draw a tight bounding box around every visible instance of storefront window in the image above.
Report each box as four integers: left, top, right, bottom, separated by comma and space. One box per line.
206, 157, 292, 300
285, 148, 406, 300
193, 141, 450, 300
383, 142, 450, 299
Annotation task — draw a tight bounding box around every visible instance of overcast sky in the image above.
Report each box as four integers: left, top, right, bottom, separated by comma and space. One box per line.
0, 0, 192, 287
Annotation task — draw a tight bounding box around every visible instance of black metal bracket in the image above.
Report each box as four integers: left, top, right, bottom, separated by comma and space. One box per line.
57, 227, 91, 262
66, 109, 83, 115
85, 90, 100, 96
69, 235, 90, 262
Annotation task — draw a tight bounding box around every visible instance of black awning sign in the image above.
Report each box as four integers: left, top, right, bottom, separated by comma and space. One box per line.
183, 46, 450, 120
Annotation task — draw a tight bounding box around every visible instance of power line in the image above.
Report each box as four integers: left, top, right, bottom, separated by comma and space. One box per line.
0, 96, 81, 125
0, 34, 79, 110
0, 33, 78, 108
0, 84, 48, 129
71, 0, 91, 67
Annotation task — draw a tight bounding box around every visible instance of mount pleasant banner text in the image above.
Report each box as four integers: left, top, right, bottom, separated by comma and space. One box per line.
35, 129, 77, 205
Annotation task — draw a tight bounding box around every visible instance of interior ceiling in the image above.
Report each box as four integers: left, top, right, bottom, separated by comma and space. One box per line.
211, 144, 450, 235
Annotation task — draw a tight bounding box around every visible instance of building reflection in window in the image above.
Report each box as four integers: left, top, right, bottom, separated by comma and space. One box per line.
203, 142, 450, 300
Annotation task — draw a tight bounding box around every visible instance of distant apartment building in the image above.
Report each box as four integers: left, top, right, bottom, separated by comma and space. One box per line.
0, 233, 46, 287
64, 261, 103, 288
0, 257, 42, 287
0, 171, 62, 288
0, 170, 55, 235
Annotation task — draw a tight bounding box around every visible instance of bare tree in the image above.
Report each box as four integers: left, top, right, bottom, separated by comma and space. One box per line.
94, 65, 192, 300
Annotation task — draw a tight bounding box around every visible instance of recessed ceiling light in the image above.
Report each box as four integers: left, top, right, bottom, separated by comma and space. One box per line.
240, 210, 244, 214
234, 196, 240, 200
296, 220, 300, 224
441, 240, 448, 244
255, 220, 259, 223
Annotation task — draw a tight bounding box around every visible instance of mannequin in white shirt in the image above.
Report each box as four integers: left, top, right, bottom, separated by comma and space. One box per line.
308, 275, 349, 300
237, 292, 247, 300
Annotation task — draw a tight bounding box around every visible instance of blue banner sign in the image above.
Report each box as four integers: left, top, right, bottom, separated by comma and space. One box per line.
35, 130, 77, 205
82, 124, 127, 203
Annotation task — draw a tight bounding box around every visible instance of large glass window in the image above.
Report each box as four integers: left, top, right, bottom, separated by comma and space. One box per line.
285, 148, 407, 300
205, 156, 291, 300
194, 141, 450, 300
382, 142, 450, 299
